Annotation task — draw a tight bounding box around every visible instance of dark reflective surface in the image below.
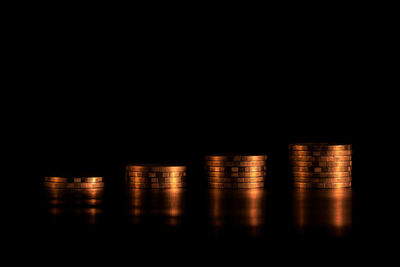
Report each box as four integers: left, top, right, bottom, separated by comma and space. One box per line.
291, 188, 353, 237
41, 186, 356, 238
127, 188, 186, 226
208, 188, 267, 236
43, 188, 104, 224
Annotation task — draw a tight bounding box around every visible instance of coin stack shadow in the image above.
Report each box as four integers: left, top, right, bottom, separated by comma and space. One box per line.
43, 176, 105, 224
205, 155, 267, 189
289, 143, 352, 189
125, 164, 187, 189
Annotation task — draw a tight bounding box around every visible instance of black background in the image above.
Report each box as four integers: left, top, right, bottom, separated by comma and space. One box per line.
8, 3, 398, 264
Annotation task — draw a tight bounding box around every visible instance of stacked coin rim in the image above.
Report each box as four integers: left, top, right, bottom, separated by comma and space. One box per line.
206, 155, 267, 188
289, 143, 352, 188
125, 164, 187, 189
44, 176, 105, 189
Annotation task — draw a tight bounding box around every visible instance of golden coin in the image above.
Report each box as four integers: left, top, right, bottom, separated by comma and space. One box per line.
128, 183, 186, 189
73, 177, 104, 183
290, 150, 352, 156
206, 155, 267, 161
208, 177, 265, 183
127, 177, 186, 183
126, 171, 186, 178
207, 171, 266, 177
206, 161, 266, 167
291, 161, 352, 167
292, 177, 352, 183
44, 182, 105, 189
291, 171, 351, 178
293, 182, 352, 189
126, 164, 186, 172
45, 177, 105, 183
44, 177, 69, 183
289, 143, 352, 151
206, 166, 267, 172
289, 155, 352, 162
208, 182, 264, 189
290, 166, 352, 172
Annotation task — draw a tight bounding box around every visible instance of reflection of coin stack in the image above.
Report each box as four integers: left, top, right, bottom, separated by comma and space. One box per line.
126, 164, 187, 189
44, 176, 105, 189
206, 155, 267, 188
128, 188, 185, 226
289, 143, 352, 188
292, 188, 352, 237
43, 177, 105, 224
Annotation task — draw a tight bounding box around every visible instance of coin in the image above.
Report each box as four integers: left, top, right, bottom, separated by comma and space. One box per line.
127, 177, 186, 183
289, 143, 352, 151
44, 177, 69, 183
292, 177, 352, 183
208, 182, 264, 189
291, 161, 352, 167
293, 182, 352, 189
126, 164, 187, 172
206, 166, 267, 172
206, 155, 267, 161
290, 166, 352, 172
126, 171, 186, 178
44, 182, 105, 189
73, 177, 104, 183
206, 161, 266, 167
208, 177, 265, 183
44, 177, 105, 183
290, 150, 352, 156
207, 171, 266, 177
291, 172, 351, 178
289, 156, 352, 162
128, 183, 186, 189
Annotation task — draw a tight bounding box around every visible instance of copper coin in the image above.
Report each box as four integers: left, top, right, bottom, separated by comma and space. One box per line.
293, 182, 352, 189
291, 161, 352, 167
206, 166, 267, 172
74, 177, 104, 183
128, 183, 186, 189
289, 143, 352, 151
208, 182, 264, 189
290, 166, 352, 172
206, 161, 266, 167
290, 150, 352, 156
127, 177, 186, 183
207, 171, 266, 177
289, 155, 352, 162
127, 171, 186, 178
206, 155, 267, 161
126, 164, 186, 172
292, 177, 352, 183
208, 177, 265, 183
44, 182, 105, 189
292, 171, 351, 178
44, 177, 69, 183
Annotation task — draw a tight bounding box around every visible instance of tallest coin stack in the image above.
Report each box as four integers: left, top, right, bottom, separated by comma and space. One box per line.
289, 143, 352, 188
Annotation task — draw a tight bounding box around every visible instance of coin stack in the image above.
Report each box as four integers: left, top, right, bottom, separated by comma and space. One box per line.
206, 155, 267, 188
44, 176, 105, 189
126, 164, 187, 188
289, 143, 352, 189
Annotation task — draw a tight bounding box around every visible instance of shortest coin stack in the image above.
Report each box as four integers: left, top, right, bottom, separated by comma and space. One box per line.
206, 155, 267, 189
289, 143, 352, 189
44, 176, 105, 189
125, 164, 187, 189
